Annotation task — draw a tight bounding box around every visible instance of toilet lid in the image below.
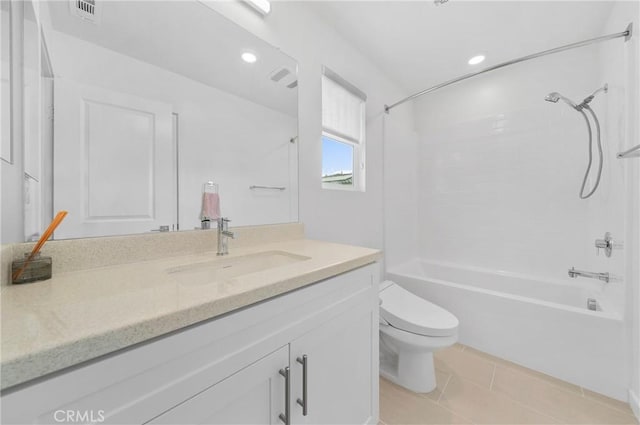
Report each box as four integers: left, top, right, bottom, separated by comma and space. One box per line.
379, 282, 458, 337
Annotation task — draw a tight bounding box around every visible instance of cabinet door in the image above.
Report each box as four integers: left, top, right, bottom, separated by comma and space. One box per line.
148, 346, 289, 425
290, 301, 375, 425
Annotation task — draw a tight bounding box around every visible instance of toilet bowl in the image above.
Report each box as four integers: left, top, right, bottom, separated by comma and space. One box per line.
379, 280, 459, 393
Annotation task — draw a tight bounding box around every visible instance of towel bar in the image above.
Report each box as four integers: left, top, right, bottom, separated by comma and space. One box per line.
249, 185, 286, 191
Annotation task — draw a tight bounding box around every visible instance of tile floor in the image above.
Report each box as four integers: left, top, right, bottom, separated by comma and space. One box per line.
380, 344, 639, 425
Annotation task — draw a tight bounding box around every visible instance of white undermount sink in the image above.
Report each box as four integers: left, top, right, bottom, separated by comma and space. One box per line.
166, 251, 311, 286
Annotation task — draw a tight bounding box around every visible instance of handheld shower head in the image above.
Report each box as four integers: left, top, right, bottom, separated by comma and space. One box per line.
545, 93, 560, 103
545, 92, 579, 110
544, 85, 606, 200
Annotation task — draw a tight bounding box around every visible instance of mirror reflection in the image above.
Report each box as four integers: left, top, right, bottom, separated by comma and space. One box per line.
1, 1, 10, 163
22, 0, 298, 241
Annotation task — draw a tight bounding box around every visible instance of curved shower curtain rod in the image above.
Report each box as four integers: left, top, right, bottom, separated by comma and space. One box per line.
384, 23, 633, 113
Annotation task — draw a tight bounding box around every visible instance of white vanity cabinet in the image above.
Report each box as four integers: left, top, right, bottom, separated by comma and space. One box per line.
1, 263, 379, 425
148, 346, 289, 425
289, 301, 375, 425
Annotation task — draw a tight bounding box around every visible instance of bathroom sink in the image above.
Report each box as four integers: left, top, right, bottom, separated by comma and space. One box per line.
166, 251, 310, 286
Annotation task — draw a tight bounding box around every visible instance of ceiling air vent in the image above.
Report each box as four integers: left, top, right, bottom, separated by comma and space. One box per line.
269, 67, 297, 90
70, 0, 100, 24
269, 68, 291, 83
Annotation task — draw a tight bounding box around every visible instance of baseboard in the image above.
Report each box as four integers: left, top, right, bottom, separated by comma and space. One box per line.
630, 389, 640, 422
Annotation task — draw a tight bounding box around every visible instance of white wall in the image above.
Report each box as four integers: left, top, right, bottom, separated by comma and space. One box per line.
599, 1, 639, 414
42, 29, 298, 232
383, 114, 419, 269
201, 1, 414, 254
1, 2, 24, 244
390, 1, 638, 406
413, 44, 629, 310
599, 0, 640, 416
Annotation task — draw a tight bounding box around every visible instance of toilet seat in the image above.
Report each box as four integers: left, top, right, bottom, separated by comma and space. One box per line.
379, 281, 458, 337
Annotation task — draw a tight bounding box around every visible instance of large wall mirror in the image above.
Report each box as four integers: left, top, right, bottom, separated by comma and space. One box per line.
17, 0, 298, 241
1, 1, 11, 164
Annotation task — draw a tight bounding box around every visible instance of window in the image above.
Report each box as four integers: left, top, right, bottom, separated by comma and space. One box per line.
322, 135, 353, 186
321, 68, 366, 191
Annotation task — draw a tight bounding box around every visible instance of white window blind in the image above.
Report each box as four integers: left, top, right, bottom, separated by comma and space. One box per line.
322, 74, 365, 145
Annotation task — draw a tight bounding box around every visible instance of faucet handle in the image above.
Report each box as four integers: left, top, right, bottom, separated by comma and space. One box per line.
594, 232, 613, 257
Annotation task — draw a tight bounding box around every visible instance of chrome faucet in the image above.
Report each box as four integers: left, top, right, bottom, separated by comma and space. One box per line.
217, 217, 235, 256
568, 267, 610, 283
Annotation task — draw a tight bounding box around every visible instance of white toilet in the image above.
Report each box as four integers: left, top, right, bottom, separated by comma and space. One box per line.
379, 280, 459, 393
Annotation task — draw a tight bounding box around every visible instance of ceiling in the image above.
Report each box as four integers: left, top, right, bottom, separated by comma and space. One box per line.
311, 1, 616, 96
44, 1, 298, 115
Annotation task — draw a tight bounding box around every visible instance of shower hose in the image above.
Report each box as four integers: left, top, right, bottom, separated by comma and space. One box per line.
577, 105, 604, 199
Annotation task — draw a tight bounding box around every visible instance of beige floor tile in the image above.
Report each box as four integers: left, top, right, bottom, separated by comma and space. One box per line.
584, 389, 635, 415
380, 345, 638, 425
452, 343, 466, 352
462, 346, 503, 363
380, 378, 471, 425
423, 369, 452, 402
464, 346, 582, 395
492, 365, 638, 424
439, 375, 559, 424
434, 345, 495, 389
502, 362, 582, 395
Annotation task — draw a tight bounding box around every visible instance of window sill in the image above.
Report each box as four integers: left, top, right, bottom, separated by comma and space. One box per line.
322, 183, 364, 192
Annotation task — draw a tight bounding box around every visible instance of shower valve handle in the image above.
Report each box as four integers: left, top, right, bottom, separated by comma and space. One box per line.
595, 232, 613, 257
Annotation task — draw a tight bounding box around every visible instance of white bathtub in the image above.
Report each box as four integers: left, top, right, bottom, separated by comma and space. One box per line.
387, 259, 630, 400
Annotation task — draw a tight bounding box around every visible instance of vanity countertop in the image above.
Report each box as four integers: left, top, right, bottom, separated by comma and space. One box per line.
0, 239, 380, 390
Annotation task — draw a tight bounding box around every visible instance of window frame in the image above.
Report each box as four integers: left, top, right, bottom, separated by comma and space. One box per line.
321, 132, 358, 190
321, 68, 366, 192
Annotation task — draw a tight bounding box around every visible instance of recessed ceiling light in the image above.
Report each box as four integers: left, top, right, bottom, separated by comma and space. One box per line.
241, 52, 258, 64
468, 55, 486, 65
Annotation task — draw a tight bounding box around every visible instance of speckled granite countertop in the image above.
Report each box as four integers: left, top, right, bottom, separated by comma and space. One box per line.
0, 239, 380, 390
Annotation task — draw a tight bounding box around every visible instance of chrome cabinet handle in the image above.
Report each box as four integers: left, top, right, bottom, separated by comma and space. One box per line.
296, 355, 308, 416
279, 367, 290, 425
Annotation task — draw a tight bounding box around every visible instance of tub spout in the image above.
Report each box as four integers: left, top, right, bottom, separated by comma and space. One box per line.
568, 267, 610, 283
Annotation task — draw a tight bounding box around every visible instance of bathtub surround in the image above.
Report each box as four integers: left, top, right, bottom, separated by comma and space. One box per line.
412, 45, 622, 295
388, 260, 627, 400
598, 1, 640, 417
383, 116, 419, 270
